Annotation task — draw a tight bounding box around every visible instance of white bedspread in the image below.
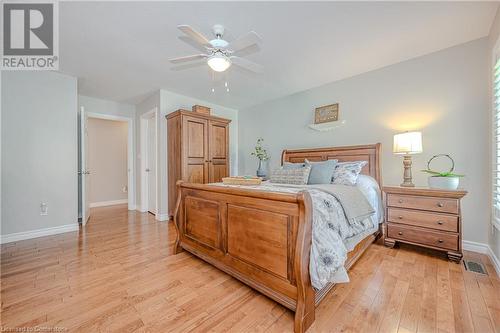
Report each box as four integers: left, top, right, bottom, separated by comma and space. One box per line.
212, 176, 383, 289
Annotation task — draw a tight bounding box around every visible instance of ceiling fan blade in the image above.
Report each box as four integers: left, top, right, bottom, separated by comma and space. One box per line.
230, 56, 263, 73
228, 31, 262, 52
179, 36, 211, 52
171, 61, 207, 71
169, 54, 207, 64
177, 25, 211, 47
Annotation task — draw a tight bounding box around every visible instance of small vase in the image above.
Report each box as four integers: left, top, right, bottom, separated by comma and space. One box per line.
256, 160, 266, 178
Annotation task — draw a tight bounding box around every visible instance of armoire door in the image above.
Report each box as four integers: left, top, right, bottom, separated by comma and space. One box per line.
208, 120, 229, 183
182, 116, 209, 183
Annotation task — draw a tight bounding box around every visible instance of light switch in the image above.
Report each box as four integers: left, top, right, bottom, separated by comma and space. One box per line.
40, 203, 48, 216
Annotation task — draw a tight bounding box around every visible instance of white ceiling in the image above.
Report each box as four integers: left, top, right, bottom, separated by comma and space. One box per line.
60, 1, 498, 109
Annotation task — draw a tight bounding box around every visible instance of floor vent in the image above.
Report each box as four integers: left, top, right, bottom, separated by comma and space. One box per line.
463, 260, 487, 275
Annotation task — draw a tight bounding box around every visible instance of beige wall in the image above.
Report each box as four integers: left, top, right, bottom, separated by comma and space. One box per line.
87, 118, 128, 204
2, 71, 78, 237
239, 38, 490, 246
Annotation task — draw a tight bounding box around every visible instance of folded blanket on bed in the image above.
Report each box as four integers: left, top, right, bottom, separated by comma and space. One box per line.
309, 184, 375, 225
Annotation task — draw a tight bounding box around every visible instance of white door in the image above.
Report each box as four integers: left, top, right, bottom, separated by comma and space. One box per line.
147, 116, 156, 214
80, 107, 91, 225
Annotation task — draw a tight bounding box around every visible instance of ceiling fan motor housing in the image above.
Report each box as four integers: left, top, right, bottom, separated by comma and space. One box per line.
210, 39, 228, 49
210, 24, 228, 48
212, 24, 225, 37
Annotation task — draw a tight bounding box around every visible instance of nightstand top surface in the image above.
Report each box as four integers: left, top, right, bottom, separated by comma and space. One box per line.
383, 185, 467, 198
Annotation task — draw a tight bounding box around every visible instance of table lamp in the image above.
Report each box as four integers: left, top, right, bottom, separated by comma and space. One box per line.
393, 131, 423, 187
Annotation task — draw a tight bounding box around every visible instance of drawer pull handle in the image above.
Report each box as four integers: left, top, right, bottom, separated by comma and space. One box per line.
437, 202, 444, 207
438, 239, 444, 243
398, 199, 404, 203
437, 221, 444, 225
398, 231, 403, 235
398, 216, 403, 219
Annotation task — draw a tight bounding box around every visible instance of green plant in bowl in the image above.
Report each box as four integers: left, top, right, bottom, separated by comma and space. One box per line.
421, 154, 464, 190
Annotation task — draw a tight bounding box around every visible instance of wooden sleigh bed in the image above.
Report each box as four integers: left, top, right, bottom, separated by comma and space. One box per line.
173, 144, 382, 332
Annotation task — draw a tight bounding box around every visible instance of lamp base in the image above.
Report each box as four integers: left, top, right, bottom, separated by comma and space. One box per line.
401, 155, 415, 187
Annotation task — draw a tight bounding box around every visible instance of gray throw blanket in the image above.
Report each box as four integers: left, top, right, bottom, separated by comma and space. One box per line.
309, 184, 375, 225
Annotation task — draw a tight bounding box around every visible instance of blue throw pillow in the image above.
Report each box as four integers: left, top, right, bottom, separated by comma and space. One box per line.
305, 159, 338, 184
283, 161, 305, 169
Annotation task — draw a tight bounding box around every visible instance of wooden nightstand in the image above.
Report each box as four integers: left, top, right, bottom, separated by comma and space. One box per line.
383, 186, 467, 263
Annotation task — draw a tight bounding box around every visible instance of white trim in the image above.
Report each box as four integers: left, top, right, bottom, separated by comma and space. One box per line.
488, 247, 500, 277
492, 38, 500, 233
0, 224, 79, 244
134, 208, 169, 222
463, 240, 500, 277
462, 240, 489, 254
89, 199, 128, 208
156, 213, 170, 222
86, 112, 136, 211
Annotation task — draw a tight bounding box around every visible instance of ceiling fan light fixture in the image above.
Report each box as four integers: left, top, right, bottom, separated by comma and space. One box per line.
207, 54, 231, 72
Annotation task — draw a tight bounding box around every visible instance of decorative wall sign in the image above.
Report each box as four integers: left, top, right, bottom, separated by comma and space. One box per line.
314, 103, 339, 124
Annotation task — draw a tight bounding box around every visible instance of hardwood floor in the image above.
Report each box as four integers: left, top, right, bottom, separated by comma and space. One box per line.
1, 205, 499, 332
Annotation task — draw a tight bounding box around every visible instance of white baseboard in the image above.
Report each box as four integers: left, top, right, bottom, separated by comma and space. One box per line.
0, 224, 79, 244
462, 240, 489, 254
463, 240, 500, 276
156, 213, 170, 221
133, 207, 169, 221
90, 199, 128, 208
487, 247, 500, 277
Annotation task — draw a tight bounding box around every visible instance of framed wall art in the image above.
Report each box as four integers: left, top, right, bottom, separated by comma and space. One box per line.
314, 103, 339, 124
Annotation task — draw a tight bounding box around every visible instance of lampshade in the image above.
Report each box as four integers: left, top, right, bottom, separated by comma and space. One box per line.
393, 131, 423, 154
207, 54, 231, 72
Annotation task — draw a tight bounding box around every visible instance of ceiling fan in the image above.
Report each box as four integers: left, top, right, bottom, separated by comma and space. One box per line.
169, 24, 263, 73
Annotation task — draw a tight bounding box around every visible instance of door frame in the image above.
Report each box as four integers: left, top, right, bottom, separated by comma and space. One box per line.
85, 112, 136, 211
140, 108, 158, 215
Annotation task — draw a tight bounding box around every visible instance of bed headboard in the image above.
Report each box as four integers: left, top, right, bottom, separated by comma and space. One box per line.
281, 143, 382, 186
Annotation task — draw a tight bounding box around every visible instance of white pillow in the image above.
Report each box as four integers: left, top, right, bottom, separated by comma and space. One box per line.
332, 161, 368, 186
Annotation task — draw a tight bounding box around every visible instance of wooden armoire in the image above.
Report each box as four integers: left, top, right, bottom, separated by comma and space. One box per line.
167, 109, 231, 217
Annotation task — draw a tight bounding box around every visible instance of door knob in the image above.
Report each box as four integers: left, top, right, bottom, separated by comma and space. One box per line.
437, 239, 444, 243
398, 231, 403, 235
398, 216, 403, 219
145, 168, 150, 172
437, 202, 444, 207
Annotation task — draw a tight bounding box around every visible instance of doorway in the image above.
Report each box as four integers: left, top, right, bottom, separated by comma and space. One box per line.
140, 108, 158, 215
78, 108, 135, 225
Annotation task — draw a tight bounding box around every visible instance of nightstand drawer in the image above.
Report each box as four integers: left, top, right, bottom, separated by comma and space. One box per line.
387, 194, 458, 214
387, 224, 458, 251
387, 208, 458, 232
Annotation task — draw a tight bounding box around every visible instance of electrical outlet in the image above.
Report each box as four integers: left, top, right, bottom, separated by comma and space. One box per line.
122, 186, 128, 193
40, 203, 48, 216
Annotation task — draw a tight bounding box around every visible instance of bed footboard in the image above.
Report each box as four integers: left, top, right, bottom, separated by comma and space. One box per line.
173, 181, 315, 333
